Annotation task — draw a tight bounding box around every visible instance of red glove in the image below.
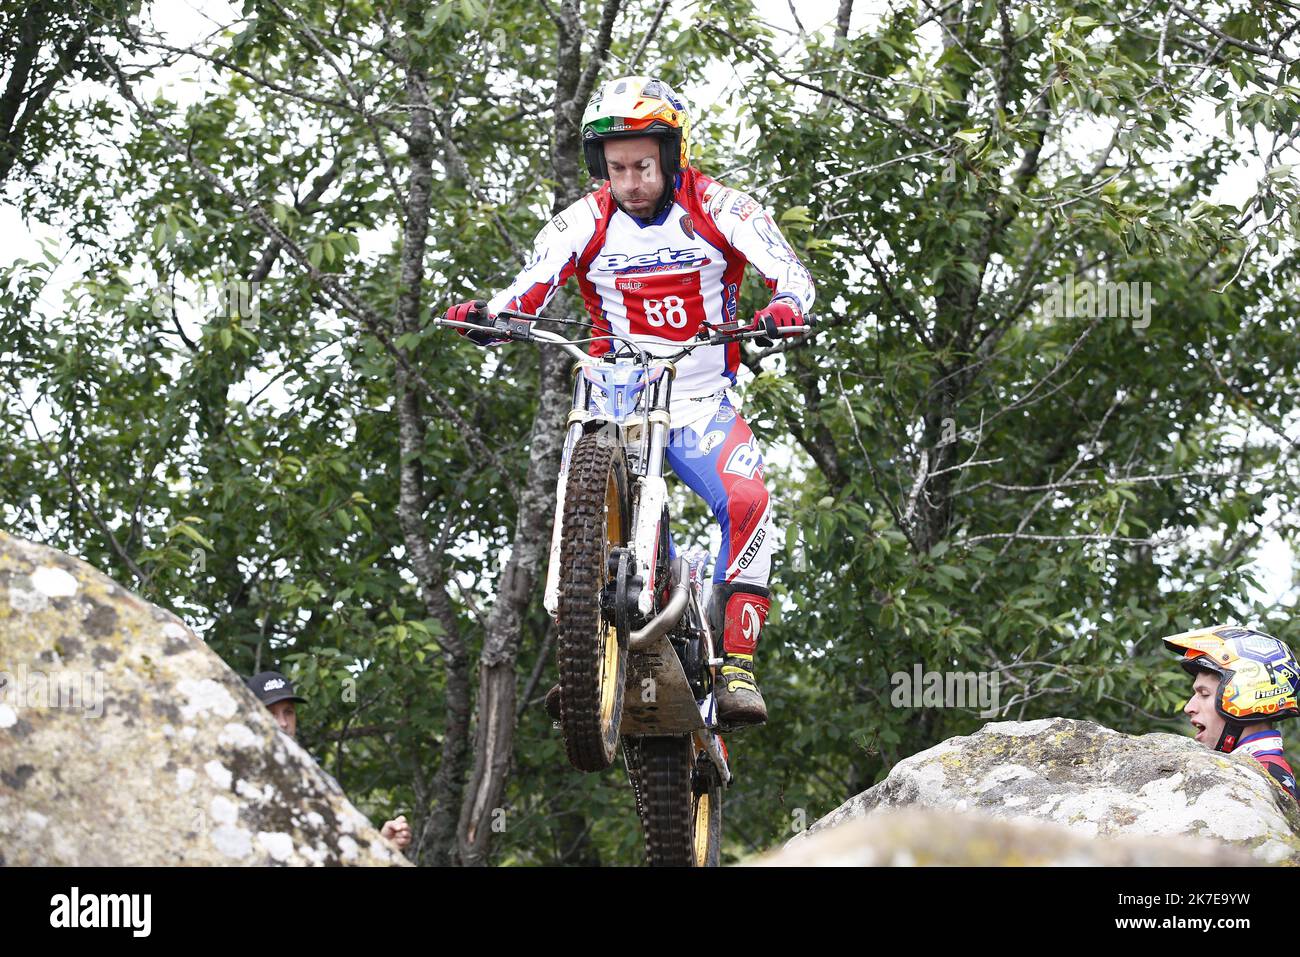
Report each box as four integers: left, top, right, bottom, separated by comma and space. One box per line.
751, 298, 808, 347
446, 299, 501, 346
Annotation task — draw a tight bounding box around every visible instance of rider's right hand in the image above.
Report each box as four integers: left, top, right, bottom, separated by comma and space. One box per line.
446, 299, 502, 346
749, 297, 809, 348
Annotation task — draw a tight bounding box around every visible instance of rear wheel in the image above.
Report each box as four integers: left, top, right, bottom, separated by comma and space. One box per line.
691, 758, 723, 867
635, 736, 723, 867
556, 430, 629, 772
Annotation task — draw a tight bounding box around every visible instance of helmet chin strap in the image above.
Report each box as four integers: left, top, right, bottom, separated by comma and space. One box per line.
649, 175, 676, 218
1214, 718, 1246, 753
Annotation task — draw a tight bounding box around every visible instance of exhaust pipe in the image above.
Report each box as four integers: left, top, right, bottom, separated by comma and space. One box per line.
629, 581, 688, 651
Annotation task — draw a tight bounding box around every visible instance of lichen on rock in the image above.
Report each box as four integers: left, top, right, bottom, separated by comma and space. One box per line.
792, 716, 1300, 865
0, 531, 409, 866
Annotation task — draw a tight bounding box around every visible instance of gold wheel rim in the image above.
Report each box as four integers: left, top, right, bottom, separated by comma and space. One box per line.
693, 786, 711, 866
597, 467, 624, 738
598, 621, 619, 731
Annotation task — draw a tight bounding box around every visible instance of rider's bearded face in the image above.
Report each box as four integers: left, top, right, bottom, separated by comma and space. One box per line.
605, 137, 665, 218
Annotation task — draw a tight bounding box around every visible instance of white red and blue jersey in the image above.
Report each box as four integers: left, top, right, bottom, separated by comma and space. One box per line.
1237, 729, 1298, 800
488, 167, 816, 401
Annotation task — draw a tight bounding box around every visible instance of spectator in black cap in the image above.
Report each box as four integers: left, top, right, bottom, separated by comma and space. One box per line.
247, 671, 306, 738
246, 670, 412, 851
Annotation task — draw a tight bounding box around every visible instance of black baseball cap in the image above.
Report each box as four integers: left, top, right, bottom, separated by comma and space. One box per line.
246, 671, 307, 706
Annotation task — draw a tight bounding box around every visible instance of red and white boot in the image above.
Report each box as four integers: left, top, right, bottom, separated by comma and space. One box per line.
708, 584, 771, 728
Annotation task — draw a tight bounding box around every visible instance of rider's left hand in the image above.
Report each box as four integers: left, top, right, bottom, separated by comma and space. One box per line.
750, 297, 808, 348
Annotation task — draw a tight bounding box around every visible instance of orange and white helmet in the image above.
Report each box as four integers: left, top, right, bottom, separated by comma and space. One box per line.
580, 76, 691, 180
1164, 625, 1300, 751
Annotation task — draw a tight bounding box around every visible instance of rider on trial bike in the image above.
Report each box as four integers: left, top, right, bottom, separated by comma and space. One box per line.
445, 75, 816, 728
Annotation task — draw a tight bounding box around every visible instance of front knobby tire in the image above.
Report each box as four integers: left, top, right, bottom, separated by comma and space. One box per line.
556, 430, 630, 773
636, 736, 723, 867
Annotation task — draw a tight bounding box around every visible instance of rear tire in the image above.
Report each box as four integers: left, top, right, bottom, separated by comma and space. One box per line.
691, 758, 723, 868
636, 736, 723, 867
556, 429, 629, 772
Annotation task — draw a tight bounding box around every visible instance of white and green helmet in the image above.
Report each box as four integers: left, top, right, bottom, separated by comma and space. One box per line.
580, 75, 691, 180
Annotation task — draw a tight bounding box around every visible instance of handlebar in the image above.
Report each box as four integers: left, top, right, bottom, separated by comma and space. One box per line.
432, 308, 810, 365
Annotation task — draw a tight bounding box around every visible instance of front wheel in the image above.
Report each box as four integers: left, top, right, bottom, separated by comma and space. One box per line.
555, 429, 630, 772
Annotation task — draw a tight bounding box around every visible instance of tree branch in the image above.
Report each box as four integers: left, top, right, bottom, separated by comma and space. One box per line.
700, 22, 945, 150
575, 0, 622, 110
1171, 2, 1298, 62
92, 44, 522, 504
628, 0, 669, 71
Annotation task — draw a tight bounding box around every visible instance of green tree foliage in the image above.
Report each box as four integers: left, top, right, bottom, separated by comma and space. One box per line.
0, 0, 144, 234
2, 0, 1298, 864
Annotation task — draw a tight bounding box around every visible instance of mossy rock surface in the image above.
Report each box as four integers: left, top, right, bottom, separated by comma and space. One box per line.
0, 531, 409, 866
792, 717, 1300, 865
761, 806, 1255, 866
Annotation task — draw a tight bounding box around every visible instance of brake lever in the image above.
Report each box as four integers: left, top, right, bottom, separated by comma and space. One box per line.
493, 316, 533, 341
709, 320, 750, 335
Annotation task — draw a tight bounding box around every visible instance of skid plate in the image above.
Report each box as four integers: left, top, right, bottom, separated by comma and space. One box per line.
618, 633, 704, 735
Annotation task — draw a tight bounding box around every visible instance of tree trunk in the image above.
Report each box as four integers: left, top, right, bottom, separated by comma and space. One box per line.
455, 0, 622, 866
392, 58, 471, 866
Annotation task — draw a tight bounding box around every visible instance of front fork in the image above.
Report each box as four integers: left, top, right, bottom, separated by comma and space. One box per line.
541, 413, 588, 620
542, 358, 675, 621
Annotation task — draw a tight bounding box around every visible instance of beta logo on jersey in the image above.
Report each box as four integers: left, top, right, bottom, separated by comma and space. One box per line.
595, 246, 710, 274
